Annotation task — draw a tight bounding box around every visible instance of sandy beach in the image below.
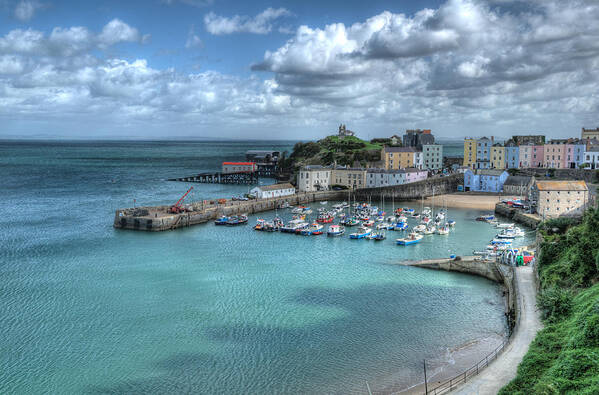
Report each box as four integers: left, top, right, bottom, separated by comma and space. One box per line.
420, 193, 503, 211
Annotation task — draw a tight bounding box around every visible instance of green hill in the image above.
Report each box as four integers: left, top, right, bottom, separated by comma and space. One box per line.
499, 208, 599, 394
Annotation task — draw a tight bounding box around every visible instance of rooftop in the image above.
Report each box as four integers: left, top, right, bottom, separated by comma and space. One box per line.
504, 175, 533, 186
223, 162, 255, 165
478, 169, 507, 176
382, 146, 418, 153
255, 183, 295, 191
535, 180, 588, 191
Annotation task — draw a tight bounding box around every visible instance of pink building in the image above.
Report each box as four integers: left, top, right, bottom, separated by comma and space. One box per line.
531, 145, 544, 168
519, 144, 533, 168
543, 141, 567, 168
402, 168, 428, 183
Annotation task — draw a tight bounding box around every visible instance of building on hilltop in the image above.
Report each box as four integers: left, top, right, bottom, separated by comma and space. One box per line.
403, 129, 434, 150
337, 124, 355, 139
530, 180, 589, 218
250, 183, 295, 199
582, 127, 599, 141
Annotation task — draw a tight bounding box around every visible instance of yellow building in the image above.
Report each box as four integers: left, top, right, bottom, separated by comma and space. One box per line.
490, 144, 506, 169
381, 146, 417, 170
463, 138, 477, 168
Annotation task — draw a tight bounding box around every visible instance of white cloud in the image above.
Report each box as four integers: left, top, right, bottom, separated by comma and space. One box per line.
185, 25, 203, 49
204, 7, 291, 35
14, 0, 43, 21
2, 0, 599, 139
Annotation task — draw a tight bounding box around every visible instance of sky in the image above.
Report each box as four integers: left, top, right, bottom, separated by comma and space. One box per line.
0, 0, 598, 140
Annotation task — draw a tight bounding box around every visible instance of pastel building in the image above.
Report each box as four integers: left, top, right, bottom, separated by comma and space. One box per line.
381, 146, 418, 170
366, 169, 404, 188
476, 137, 492, 169
422, 144, 443, 170
402, 168, 428, 183
544, 140, 567, 168
331, 167, 367, 190
518, 144, 533, 168
464, 169, 509, 192
565, 141, 586, 169
584, 147, 599, 169
531, 145, 544, 168
490, 144, 506, 169
463, 138, 477, 169
505, 141, 520, 169
251, 183, 295, 199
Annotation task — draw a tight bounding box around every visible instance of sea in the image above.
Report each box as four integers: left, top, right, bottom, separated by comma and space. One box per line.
0, 140, 528, 394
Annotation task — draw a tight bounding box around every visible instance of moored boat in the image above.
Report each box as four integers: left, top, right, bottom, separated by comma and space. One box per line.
397, 232, 423, 245
226, 215, 248, 225
327, 224, 345, 236
300, 223, 324, 236
214, 216, 229, 225
349, 226, 371, 239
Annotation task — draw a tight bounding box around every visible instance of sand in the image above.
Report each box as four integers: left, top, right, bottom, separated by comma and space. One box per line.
420, 193, 503, 211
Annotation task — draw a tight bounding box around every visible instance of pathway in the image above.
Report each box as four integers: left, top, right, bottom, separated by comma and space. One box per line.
451, 265, 542, 394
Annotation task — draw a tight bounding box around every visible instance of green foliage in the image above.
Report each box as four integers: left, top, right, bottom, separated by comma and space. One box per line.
594, 170, 599, 184
500, 209, 599, 395
537, 287, 573, 322
539, 217, 579, 235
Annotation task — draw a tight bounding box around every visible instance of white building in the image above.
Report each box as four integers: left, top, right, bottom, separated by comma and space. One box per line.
250, 183, 296, 199
584, 147, 599, 169
414, 151, 423, 170
422, 144, 443, 170
298, 166, 331, 192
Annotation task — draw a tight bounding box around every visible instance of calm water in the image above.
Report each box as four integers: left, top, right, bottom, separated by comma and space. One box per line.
0, 141, 529, 394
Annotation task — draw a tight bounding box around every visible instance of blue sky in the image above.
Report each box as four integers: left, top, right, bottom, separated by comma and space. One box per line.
0, 0, 598, 140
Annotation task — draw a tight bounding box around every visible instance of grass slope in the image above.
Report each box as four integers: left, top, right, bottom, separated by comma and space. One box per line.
499, 209, 599, 394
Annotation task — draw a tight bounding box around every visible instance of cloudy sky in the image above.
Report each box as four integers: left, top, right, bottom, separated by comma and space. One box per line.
0, 0, 598, 140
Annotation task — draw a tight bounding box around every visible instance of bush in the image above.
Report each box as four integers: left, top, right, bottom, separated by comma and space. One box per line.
538, 287, 574, 322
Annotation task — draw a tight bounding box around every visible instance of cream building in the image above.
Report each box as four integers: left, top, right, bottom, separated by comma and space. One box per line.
490, 144, 505, 169
331, 167, 367, 190
381, 146, 418, 170
531, 180, 589, 218
463, 138, 477, 168
298, 166, 331, 192
582, 127, 599, 140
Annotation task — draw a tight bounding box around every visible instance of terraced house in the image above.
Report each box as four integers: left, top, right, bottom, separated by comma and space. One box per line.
331, 167, 367, 190
381, 146, 418, 170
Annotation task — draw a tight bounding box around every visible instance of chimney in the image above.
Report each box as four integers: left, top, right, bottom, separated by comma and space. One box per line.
491, 136, 494, 143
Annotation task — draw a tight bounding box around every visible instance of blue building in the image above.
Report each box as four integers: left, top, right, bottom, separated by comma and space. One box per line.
505, 140, 519, 169
476, 137, 492, 169
464, 169, 509, 192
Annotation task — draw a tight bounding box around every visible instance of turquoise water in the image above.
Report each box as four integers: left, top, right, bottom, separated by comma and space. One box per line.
0, 141, 530, 394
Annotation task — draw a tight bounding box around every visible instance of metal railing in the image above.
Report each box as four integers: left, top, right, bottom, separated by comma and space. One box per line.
424, 338, 509, 395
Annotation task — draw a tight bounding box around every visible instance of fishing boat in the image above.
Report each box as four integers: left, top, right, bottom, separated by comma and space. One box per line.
491, 238, 512, 245
300, 223, 324, 236
349, 226, 371, 239
226, 215, 248, 226
496, 223, 515, 228
436, 225, 450, 235
345, 218, 360, 227
280, 219, 307, 233
413, 224, 426, 233
320, 201, 328, 205
214, 216, 229, 225
397, 215, 408, 222
411, 212, 420, 218
363, 219, 375, 227
394, 222, 408, 231
316, 214, 334, 224
447, 220, 456, 227
327, 224, 345, 237
476, 214, 495, 221
423, 226, 436, 235
376, 222, 390, 230
368, 230, 386, 241
397, 232, 423, 245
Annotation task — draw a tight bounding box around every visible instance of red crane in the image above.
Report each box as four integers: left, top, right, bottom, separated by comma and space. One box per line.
169, 186, 194, 213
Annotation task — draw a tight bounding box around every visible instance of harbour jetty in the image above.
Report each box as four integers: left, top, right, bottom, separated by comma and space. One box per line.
168, 171, 259, 184
494, 202, 541, 228
404, 256, 542, 395
114, 174, 461, 232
